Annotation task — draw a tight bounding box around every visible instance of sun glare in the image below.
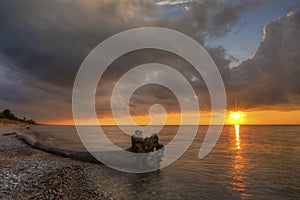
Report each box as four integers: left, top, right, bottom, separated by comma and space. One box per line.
229, 111, 246, 125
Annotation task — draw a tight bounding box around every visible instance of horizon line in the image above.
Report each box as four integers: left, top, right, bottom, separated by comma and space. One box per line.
40, 123, 300, 126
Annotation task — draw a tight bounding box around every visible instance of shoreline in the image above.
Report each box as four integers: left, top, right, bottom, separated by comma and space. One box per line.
0, 119, 33, 127
0, 126, 119, 199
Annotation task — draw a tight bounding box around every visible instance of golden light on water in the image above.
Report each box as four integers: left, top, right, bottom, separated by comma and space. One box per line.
228, 111, 245, 150
235, 124, 241, 150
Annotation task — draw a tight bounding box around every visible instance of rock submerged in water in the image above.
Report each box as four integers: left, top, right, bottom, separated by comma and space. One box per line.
130, 130, 164, 153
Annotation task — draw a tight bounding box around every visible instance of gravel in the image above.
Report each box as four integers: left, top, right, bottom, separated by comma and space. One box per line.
0, 128, 118, 200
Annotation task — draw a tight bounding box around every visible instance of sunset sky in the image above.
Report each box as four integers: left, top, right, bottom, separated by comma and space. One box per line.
0, 0, 300, 125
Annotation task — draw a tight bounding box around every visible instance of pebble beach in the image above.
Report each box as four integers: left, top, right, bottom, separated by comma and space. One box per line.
0, 126, 118, 200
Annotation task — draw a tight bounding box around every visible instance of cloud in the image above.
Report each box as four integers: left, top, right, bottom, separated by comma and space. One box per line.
0, 0, 264, 122
0, 61, 72, 121
0, 0, 157, 88
161, 0, 261, 38
156, 0, 192, 6
229, 10, 300, 110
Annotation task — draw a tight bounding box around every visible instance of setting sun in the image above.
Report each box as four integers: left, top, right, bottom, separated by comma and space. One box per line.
229, 111, 246, 125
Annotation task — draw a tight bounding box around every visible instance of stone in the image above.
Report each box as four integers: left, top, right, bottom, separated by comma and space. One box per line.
130, 131, 164, 153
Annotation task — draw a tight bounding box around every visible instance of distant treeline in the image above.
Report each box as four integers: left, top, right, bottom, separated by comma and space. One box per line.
0, 109, 36, 125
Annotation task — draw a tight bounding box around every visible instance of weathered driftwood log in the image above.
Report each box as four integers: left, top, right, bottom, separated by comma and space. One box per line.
130, 130, 164, 153
16, 133, 100, 163
16, 129, 164, 171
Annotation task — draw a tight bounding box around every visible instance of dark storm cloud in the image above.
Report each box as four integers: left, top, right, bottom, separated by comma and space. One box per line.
94, 47, 234, 118
0, 0, 264, 121
0, 0, 158, 121
0, 0, 255, 88
229, 10, 300, 110
0, 0, 157, 88
0, 57, 72, 121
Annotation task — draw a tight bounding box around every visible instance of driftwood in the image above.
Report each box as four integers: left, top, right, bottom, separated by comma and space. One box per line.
15, 129, 164, 171
2, 132, 17, 136
16, 133, 99, 163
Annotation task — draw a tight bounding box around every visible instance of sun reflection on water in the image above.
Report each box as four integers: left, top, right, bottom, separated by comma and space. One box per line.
231, 125, 251, 198
235, 124, 240, 150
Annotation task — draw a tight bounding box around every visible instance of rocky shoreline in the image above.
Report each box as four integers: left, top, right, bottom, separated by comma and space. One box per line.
0, 126, 118, 200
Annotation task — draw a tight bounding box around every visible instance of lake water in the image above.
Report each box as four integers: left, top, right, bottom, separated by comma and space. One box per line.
30, 125, 300, 199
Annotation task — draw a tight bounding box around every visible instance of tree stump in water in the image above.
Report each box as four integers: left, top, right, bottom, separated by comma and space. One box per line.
130, 130, 164, 153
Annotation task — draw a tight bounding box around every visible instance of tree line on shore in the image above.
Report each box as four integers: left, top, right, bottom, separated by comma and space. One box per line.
0, 109, 36, 125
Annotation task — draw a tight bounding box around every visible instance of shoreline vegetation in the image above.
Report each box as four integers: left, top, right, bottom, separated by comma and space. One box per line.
0, 109, 37, 126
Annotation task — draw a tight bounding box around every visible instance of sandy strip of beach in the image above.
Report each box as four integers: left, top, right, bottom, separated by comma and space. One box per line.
0, 126, 120, 200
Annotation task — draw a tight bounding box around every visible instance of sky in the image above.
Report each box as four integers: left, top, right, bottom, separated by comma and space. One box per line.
0, 0, 300, 125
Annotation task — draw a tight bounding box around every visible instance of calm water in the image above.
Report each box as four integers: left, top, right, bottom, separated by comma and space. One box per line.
30, 125, 300, 199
